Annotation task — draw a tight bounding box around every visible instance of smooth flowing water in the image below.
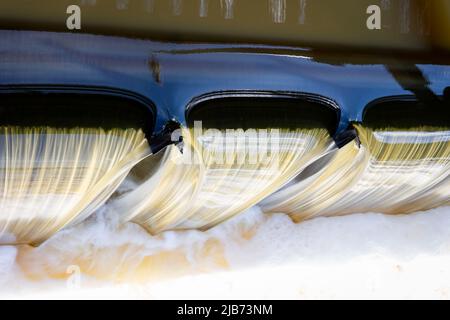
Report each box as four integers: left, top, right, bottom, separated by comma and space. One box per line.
0, 127, 150, 245
262, 125, 450, 220
114, 127, 334, 233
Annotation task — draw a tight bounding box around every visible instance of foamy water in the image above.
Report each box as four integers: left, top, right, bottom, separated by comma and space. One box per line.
1, 203, 450, 299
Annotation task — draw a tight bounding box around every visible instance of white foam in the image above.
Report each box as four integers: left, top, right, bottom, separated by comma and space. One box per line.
0, 246, 17, 283
1, 205, 450, 299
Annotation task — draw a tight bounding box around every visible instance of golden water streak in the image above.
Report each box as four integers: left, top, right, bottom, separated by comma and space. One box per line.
114, 127, 333, 233
0, 127, 151, 245
262, 125, 450, 220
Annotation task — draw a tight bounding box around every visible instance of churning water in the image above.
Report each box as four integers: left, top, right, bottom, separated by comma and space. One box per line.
1, 204, 450, 299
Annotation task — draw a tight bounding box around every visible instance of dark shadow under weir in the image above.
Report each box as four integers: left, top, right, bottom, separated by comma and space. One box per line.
363, 95, 450, 129
0, 87, 155, 139
186, 93, 339, 135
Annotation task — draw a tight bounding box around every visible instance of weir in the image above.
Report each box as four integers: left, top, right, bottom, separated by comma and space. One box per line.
0, 0, 449, 301
261, 95, 450, 220
114, 95, 338, 233
0, 93, 449, 244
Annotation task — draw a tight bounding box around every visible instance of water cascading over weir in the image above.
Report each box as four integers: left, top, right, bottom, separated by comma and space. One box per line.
0, 87, 449, 246
0, 0, 448, 247
0, 90, 153, 245
113, 95, 339, 233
